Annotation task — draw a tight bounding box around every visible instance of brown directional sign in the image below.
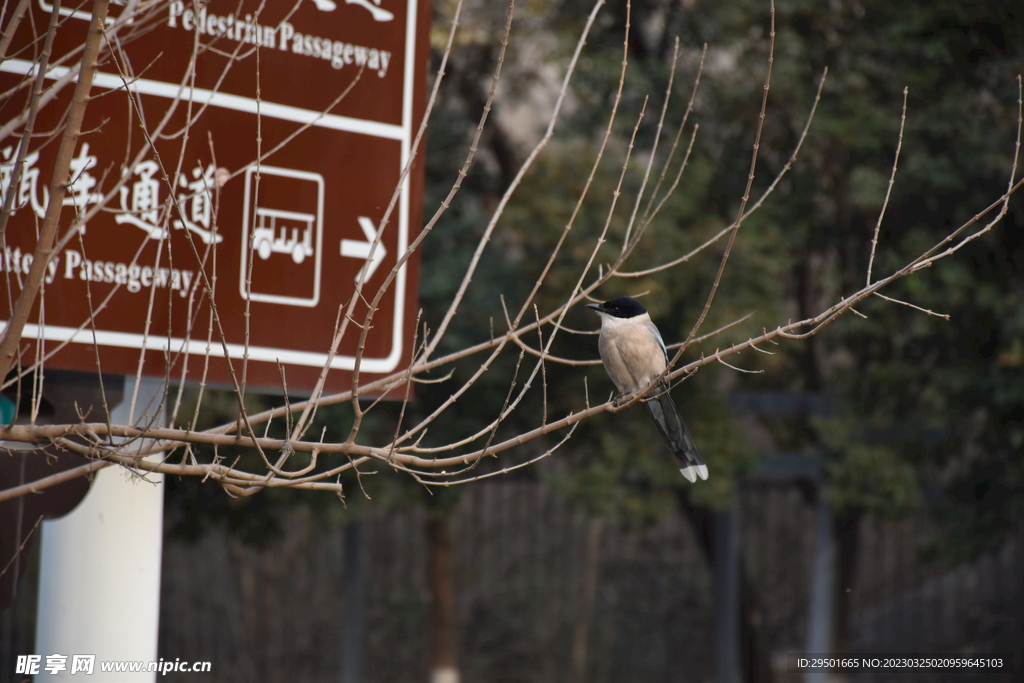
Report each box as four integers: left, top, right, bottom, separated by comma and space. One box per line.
0, 0, 429, 394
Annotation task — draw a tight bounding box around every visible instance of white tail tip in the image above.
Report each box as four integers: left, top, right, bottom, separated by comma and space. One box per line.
680, 464, 709, 482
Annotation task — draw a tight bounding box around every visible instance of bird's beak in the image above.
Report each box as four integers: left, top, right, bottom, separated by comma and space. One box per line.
586, 302, 602, 313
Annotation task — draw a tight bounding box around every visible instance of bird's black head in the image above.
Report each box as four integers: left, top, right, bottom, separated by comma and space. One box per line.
586, 295, 647, 319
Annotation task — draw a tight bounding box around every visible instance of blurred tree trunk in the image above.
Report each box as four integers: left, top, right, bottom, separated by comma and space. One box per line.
831, 512, 861, 682
679, 495, 774, 683
570, 517, 604, 683
714, 506, 741, 683
428, 512, 459, 683
342, 520, 366, 683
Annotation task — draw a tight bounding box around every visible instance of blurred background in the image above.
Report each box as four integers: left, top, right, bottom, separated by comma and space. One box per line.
3, 0, 1023, 681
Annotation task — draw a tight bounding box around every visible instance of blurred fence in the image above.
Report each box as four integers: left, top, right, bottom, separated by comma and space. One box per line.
847, 522, 1022, 683
155, 480, 1022, 683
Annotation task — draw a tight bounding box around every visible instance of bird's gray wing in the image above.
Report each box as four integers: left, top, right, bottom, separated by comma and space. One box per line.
646, 320, 669, 364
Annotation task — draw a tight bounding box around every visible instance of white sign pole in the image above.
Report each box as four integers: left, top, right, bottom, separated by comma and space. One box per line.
35, 376, 165, 682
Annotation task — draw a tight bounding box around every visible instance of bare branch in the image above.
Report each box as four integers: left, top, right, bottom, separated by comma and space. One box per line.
867, 86, 909, 286
0, 0, 111, 381
1, 1, 1021, 502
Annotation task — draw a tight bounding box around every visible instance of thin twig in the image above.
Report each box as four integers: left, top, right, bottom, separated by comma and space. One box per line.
867, 86, 909, 285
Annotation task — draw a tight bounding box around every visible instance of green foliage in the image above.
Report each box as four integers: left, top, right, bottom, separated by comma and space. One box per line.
816, 417, 921, 519
497, 0, 1024, 555
708, 0, 1022, 558
172, 1, 1023, 556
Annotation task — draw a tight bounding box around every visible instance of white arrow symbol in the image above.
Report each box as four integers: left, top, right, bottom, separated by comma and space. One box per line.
340, 216, 388, 282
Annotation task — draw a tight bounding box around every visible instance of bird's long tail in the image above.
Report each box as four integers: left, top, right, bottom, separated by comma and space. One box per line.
644, 383, 708, 483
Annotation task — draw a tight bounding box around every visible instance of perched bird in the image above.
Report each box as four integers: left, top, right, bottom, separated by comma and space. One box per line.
586, 295, 708, 482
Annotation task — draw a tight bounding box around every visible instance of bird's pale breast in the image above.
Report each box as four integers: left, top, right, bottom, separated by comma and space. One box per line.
597, 313, 667, 394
